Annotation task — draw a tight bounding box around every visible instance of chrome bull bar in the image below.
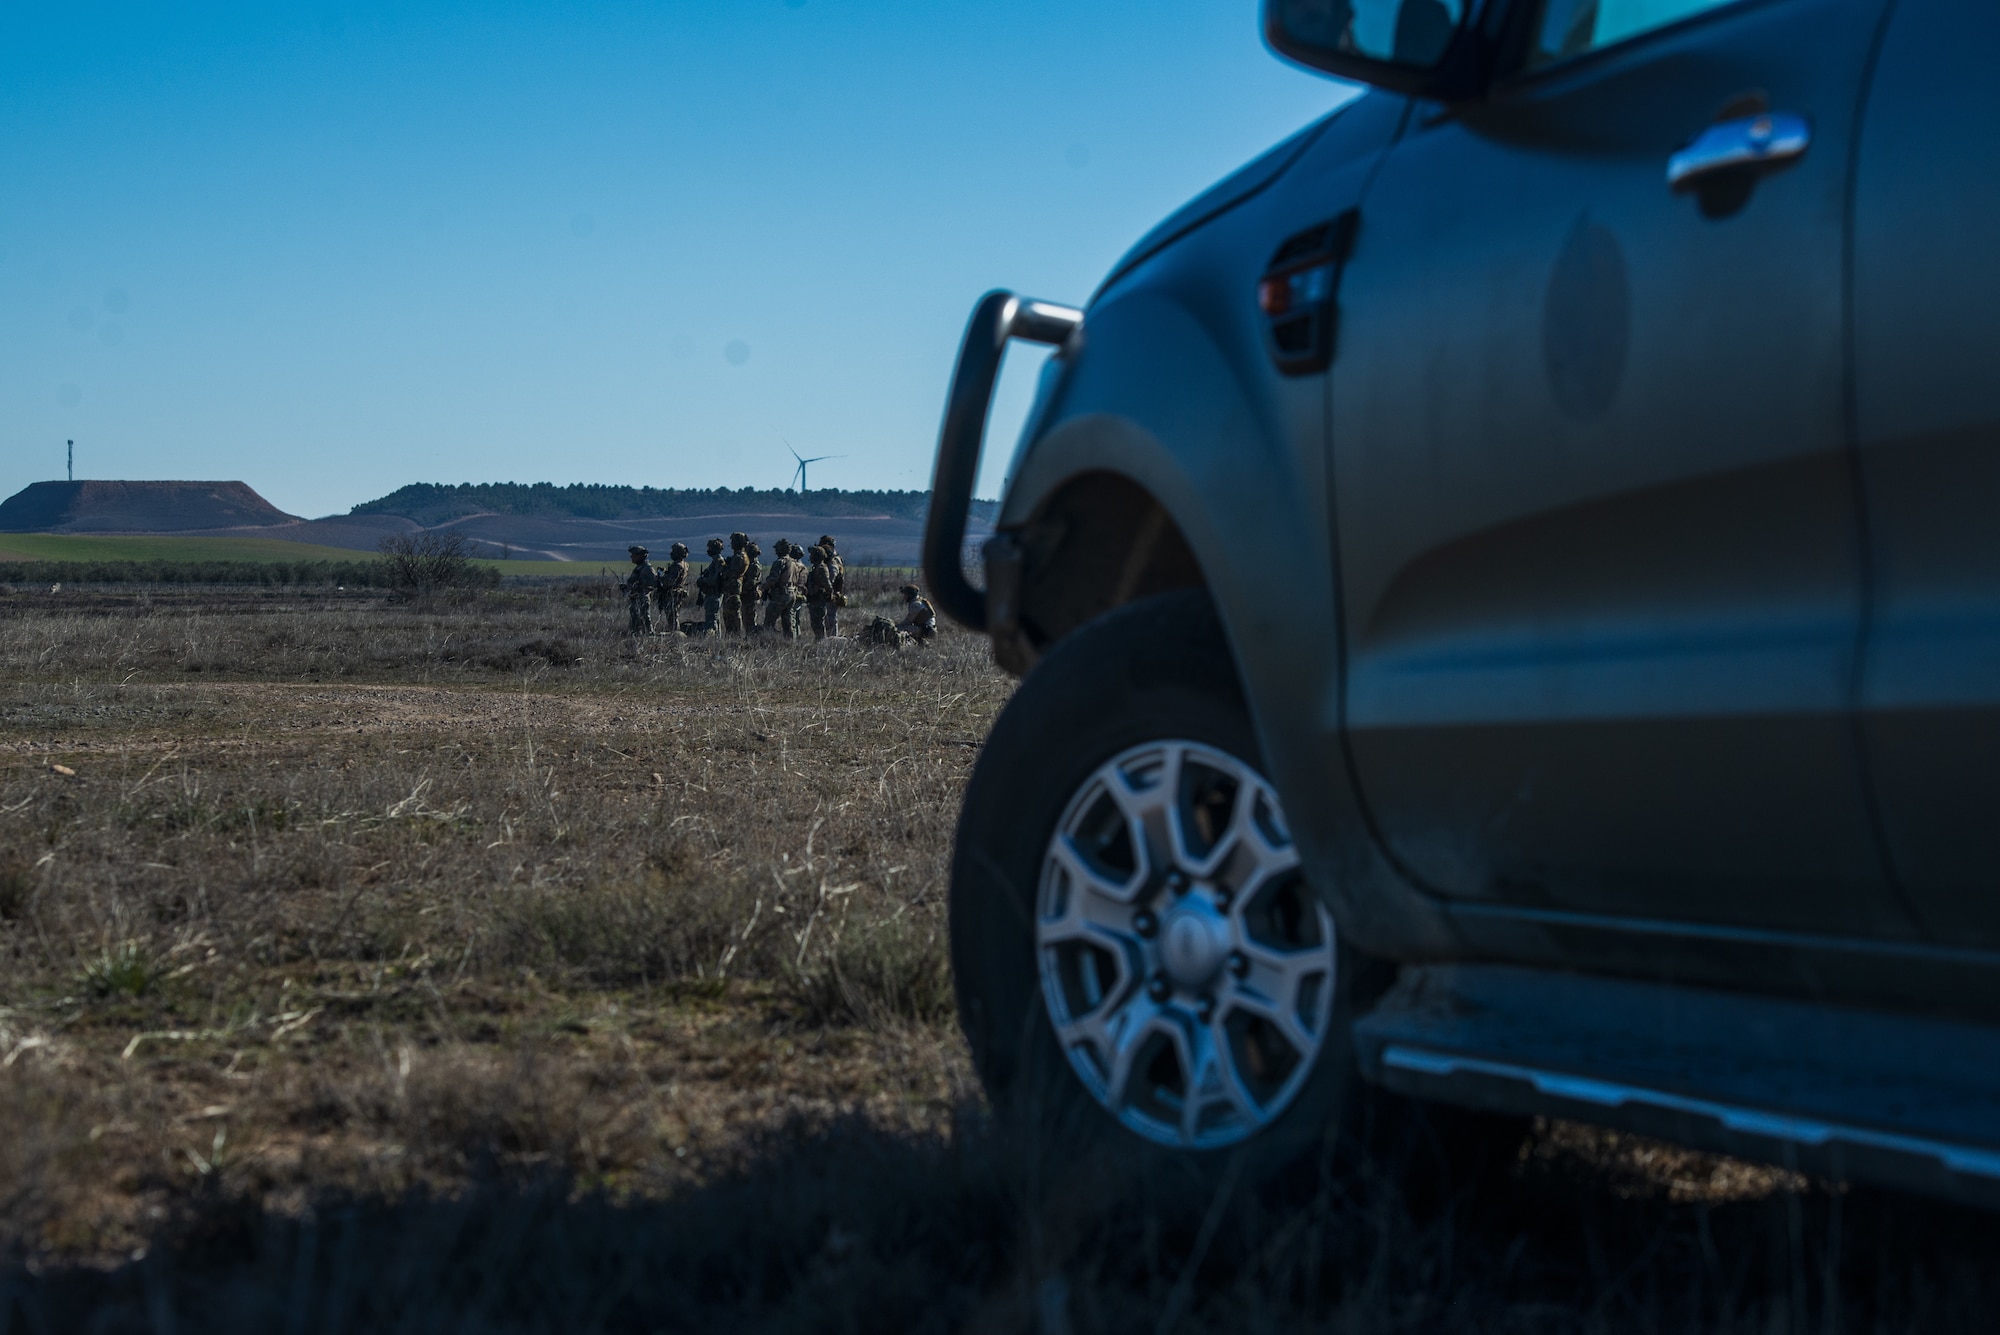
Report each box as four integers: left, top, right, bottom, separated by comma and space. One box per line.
922, 290, 1083, 631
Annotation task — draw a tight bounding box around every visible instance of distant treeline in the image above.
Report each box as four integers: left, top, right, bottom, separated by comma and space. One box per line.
0, 560, 393, 587
350, 482, 1000, 527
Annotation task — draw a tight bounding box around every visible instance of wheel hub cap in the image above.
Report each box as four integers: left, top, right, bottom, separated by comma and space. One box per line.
1035, 740, 1338, 1150
1160, 900, 1229, 987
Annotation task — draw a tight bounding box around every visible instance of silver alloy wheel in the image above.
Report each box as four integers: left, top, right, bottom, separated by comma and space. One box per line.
1036, 740, 1338, 1149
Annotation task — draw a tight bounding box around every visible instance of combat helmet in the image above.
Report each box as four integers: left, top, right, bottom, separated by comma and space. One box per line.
628, 545, 649, 560
706, 537, 725, 555
807, 545, 825, 564
900, 584, 920, 600
818, 534, 837, 549
669, 542, 689, 559
729, 532, 748, 552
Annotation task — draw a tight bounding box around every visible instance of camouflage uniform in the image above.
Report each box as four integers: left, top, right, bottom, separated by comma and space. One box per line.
805, 545, 835, 641
741, 542, 763, 636
697, 538, 728, 632
897, 584, 937, 643
720, 532, 749, 635
788, 542, 809, 637
819, 535, 845, 638
621, 547, 660, 635
761, 545, 799, 637
656, 542, 690, 631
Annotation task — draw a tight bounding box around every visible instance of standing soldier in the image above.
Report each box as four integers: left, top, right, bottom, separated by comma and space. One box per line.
788, 541, 809, 637
620, 546, 660, 635
896, 583, 937, 643
697, 537, 728, 633
761, 541, 799, 637
741, 540, 764, 636
818, 535, 846, 638
805, 544, 835, 640
656, 541, 690, 632
720, 532, 750, 635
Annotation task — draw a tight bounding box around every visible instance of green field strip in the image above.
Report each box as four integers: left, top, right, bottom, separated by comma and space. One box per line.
0, 533, 374, 564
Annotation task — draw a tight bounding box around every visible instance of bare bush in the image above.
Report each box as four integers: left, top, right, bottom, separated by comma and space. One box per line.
788, 914, 955, 1028
376, 529, 497, 600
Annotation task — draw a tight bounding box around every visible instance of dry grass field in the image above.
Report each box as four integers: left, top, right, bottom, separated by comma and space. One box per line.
2, 578, 1996, 1332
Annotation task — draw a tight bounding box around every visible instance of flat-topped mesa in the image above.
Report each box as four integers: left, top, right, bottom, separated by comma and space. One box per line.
0, 480, 300, 534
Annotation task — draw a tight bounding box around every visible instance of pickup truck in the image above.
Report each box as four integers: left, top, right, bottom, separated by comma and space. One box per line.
924, 0, 2000, 1204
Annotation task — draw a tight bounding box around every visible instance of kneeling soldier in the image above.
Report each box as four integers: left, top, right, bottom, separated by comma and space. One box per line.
896, 583, 937, 643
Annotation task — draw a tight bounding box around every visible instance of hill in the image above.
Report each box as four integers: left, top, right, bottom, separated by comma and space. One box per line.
349, 482, 999, 526
0, 479, 996, 567
0, 480, 299, 533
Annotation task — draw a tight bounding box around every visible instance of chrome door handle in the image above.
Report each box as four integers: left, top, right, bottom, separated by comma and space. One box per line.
1667, 112, 1810, 190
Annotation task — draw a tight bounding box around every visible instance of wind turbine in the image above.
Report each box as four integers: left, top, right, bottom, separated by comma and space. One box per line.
783, 439, 845, 493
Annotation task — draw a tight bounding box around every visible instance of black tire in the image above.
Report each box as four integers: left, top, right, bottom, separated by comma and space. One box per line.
951, 590, 1393, 1189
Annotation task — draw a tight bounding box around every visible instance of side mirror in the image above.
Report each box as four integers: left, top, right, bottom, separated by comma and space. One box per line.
1265, 0, 1487, 100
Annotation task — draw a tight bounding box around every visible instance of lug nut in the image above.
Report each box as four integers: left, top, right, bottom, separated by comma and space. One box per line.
1133, 910, 1158, 938
1214, 889, 1233, 912
1196, 995, 1217, 1023
1227, 951, 1249, 978
1146, 973, 1171, 1002
1165, 871, 1190, 895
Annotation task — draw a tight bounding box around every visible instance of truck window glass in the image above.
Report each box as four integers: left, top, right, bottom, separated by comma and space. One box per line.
1528, 0, 1746, 65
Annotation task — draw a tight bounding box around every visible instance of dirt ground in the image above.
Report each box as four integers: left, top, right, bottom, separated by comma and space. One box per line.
2, 580, 1996, 1332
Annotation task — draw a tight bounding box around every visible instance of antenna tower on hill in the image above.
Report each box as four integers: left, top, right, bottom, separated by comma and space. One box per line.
67, 440, 73, 482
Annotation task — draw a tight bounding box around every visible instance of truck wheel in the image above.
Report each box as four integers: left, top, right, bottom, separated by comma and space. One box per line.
951, 590, 1382, 1184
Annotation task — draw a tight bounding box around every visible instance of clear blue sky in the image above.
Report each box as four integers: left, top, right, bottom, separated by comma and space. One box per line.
0, 2, 1350, 519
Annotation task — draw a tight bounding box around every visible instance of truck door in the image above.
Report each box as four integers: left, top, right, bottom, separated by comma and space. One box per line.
1325, 0, 1912, 936
1851, 0, 2000, 948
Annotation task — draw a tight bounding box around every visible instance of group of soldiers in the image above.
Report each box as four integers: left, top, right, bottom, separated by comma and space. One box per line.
617, 531, 936, 644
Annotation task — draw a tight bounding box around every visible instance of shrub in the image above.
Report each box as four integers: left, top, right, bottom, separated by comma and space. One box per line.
376, 531, 499, 599
788, 916, 955, 1028
79, 941, 162, 998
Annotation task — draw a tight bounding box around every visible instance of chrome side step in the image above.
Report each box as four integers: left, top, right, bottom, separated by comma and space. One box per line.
1354, 965, 2000, 1208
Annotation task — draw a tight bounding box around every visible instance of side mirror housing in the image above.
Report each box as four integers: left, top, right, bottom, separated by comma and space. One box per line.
1264, 0, 1491, 101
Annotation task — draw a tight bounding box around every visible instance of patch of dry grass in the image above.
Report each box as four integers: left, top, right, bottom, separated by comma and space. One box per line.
2, 582, 1997, 1332
0, 580, 992, 1256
